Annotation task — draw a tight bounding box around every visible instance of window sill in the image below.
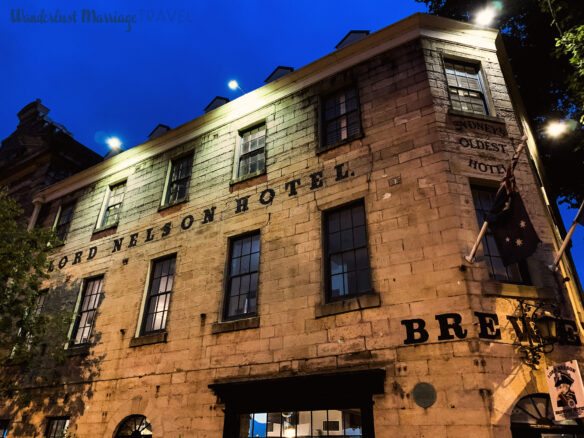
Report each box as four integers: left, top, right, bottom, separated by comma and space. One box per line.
447, 108, 506, 125
316, 132, 364, 155
129, 331, 167, 347
212, 316, 260, 334
66, 343, 90, 357
482, 280, 539, 298
315, 292, 381, 318
91, 224, 118, 241
230, 170, 266, 186
158, 197, 188, 212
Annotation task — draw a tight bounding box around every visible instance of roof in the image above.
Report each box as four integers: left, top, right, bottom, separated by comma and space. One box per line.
33, 13, 499, 204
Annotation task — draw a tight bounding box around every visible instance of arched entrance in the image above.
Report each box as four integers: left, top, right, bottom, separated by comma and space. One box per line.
511, 393, 584, 437
114, 415, 153, 438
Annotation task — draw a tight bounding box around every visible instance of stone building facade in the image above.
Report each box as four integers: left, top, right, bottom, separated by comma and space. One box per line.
1, 13, 583, 438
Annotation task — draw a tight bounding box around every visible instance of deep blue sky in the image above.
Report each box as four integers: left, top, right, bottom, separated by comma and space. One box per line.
1, 0, 582, 284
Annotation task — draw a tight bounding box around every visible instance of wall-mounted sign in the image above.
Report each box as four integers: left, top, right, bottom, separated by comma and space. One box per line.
451, 117, 508, 137
49, 163, 354, 271
401, 313, 581, 346
546, 360, 584, 420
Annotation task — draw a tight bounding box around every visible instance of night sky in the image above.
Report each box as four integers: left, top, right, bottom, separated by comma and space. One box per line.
1, 0, 582, 283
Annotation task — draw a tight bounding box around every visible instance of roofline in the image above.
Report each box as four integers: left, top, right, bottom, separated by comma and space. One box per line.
147, 123, 171, 138
34, 13, 499, 204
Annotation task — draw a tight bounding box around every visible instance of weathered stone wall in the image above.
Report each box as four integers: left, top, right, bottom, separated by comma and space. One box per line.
1, 30, 581, 438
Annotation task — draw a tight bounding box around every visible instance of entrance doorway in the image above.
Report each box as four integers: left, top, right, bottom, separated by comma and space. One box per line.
511, 394, 584, 437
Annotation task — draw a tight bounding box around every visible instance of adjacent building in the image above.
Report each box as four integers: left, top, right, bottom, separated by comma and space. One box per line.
0, 99, 102, 223
1, 13, 583, 438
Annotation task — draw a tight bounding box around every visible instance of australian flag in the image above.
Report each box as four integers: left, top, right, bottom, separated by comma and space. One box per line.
486, 148, 540, 266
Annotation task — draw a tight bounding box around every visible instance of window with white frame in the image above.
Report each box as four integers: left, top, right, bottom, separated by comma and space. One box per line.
141, 255, 176, 335
163, 155, 192, 206
45, 417, 69, 438
237, 124, 266, 179
54, 201, 75, 242
444, 60, 489, 115
71, 277, 103, 345
99, 181, 126, 229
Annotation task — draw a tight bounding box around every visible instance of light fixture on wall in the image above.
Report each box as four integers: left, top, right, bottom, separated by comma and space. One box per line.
282, 412, 295, 438
516, 300, 559, 368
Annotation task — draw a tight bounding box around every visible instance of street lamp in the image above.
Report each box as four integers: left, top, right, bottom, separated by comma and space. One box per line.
106, 137, 122, 150
546, 120, 568, 138
228, 79, 244, 93
475, 7, 496, 26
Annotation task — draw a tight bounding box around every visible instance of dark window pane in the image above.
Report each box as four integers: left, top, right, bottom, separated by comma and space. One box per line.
325, 202, 371, 301
330, 254, 343, 275
323, 87, 361, 146
470, 186, 530, 284
341, 230, 353, 250
224, 232, 260, 320
329, 232, 341, 253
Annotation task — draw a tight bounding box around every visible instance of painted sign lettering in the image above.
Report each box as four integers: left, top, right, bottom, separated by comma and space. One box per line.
49, 163, 353, 271
401, 313, 581, 346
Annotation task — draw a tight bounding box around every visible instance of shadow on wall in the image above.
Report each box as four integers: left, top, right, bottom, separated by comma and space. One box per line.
0, 278, 106, 437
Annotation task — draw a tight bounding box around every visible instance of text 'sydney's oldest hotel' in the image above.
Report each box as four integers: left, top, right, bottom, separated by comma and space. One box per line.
1, 13, 584, 438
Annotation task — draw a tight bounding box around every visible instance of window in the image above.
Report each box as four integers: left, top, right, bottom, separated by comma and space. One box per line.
34, 290, 48, 317
471, 186, 531, 284
0, 419, 9, 438
115, 415, 152, 437
241, 409, 362, 437
71, 277, 103, 345
444, 60, 489, 115
224, 232, 260, 320
45, 417, 69, 438
324, 201, 371, 301
209, 369, 383, 438
54, 202, 75, 242
237, 124, 266, 179
99, 181, 126, 229
141, 255, 176, 334
321, 86, 361, 148
163, 155, 192, 205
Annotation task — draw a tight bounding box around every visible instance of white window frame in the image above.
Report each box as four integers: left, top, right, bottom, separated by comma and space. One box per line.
135, 253, 178, 337
95, 179, 127, 231
67, 276, 104, 346
442, 57, 493, 116
52, 201, 76, 243
232, 122, 267, 183
160, 154, 193, 207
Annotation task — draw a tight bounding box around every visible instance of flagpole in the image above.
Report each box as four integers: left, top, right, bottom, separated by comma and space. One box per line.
464, 138, 527, 264
549, 200, 584, 271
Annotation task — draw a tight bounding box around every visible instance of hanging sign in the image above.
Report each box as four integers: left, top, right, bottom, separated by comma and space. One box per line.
546, 360, 584, 420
